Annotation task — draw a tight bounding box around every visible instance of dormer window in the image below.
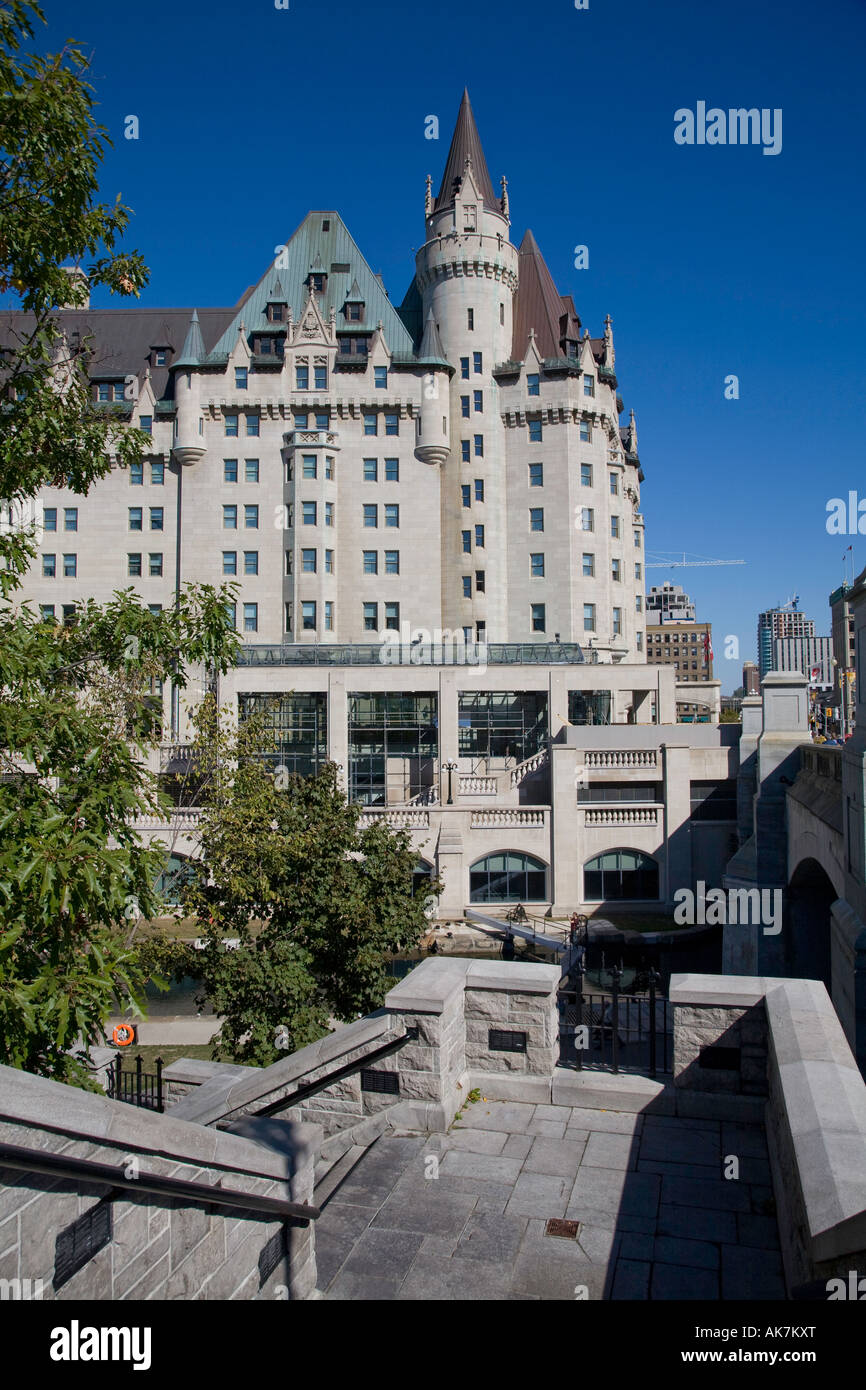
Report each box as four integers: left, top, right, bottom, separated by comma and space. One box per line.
463, 204, 477, 232
310, 273, 326, 295
151, 348, 169, 367
346, 302, 363, 322
267, 303, 284, 322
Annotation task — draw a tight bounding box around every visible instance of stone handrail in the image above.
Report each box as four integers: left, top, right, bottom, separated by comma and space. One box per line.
459, 774, 497, 795
509, 748, 548, 788
470, 809, 546, 828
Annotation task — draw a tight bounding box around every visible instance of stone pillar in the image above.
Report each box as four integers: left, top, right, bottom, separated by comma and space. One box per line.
661, 743, 691, 905
384, 959, 469, 1130
737, 695, 763, 846
754, 672, 809, 975
327, 673, 349, 794
550, 743, 580, 913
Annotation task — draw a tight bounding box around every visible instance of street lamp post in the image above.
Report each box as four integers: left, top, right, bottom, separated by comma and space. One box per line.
443, 760, 458, 805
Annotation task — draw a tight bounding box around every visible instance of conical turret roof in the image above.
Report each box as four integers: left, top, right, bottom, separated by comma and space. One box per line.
434, 89, 497, 212
175, 308, 205, 367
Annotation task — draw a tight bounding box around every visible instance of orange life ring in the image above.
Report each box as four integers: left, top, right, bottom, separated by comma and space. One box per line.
112, 1024, 136, 1047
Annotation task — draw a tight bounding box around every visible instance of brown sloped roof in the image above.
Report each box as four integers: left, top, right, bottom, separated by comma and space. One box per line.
0, 307, 235, 399
434, 89, 498, 212
511, 229, 575, 361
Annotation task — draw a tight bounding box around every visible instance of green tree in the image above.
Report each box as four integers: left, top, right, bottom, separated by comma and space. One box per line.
176, 697, 439, 1066
0, 3, 238, 1084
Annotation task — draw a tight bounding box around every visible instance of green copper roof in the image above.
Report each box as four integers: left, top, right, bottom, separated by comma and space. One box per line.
175, 308, 206, 367
209, 213, 415, 359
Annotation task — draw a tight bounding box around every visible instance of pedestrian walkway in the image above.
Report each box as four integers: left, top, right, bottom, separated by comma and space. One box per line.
315, 1099, 784, 1300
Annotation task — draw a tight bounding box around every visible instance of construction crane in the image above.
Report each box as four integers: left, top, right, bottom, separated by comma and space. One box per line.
645, 551, 746, 569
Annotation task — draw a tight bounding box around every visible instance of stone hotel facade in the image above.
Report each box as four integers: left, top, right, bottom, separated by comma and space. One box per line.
4, 92, 735, 918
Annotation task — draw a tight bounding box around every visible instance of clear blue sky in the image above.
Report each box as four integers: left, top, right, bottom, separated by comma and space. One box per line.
36, 0, 866, 688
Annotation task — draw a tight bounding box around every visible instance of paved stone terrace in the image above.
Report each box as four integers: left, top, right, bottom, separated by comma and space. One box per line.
315, 1100, 785, 1300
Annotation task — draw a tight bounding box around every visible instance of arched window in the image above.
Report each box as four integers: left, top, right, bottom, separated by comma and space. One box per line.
583, 849, 658, 901
469, 852, 547, 903
154, 853, 194, 906
412, 859, 434, 897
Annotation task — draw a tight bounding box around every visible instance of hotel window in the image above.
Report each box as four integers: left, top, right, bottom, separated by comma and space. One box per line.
363, 458, 377, 482
304, 456, 318, 479
130, 462, 143, 485
363, 602, 378, 630
284, 601, 292, 631
467, 308, 474, 330
475, 524, 485, 548
384, 458, 398, 482
225, 414, 239, 437
296, 365, 309, 390
64, 507, 78, 531
527, 373, 540, 396
303, 548, 317, 573
462, 530, 471, 554
244, 504, 259, 529
235, 367, 248, 390
462, 484, 471, 508
150, 507, 164, 531
363, 413, 377, 435
151, 462, 164, 484
40, 604, 55, 620
529, 463, 543, 487
474, 479, 484, 502
42, 554, 56, 577
325, 549, 334, 573
302, 501, 317, 525
637, 631, 643, 652
580, 507, 594, 532
363, 504, 377, 527
223, 505, 237, 529
612, 559, 621, 582
581, 463, 592, 486
531, 603, 546, 633
384, 602, 399, 629
43, 508, 57, 530
582, 553, 594, 577
246, 415, 259, 437
474, 435, 483, 457
583, 374, 595, 397
363, 550, 377, 574
245, 459, 259, 483
580, 420, 591, 442
244, 551, 258, 576
634, 529, 641, 548
460, 357, 469, 380
609, 473, 618, 495
129, 507, 143, 531
531, 553, 545, 578
128, 553, 142, 576
384, 504, 399, 528
611, 516, 620, 539
612, 608, 622, 636
294, 412, 308, 428
324, 601, 334, 631
325, 456, 335, 479
461, 441, 471, 462
226, 603, 237, 628
636, 595, 643, 612
475, 570, 485, 593
473, 390, 482, 412
154, 351, 167, 367
530, 508, 544, 532
259, 338, 272, 356
384, 413, 398, 436
269, 303, 284, 322
223, 551, 237, 575
529, 419, 542, 443
325, 502, 334, 527
635, 562, 642, 580
149, 553, 163, 577
314, 366, 327, 390
243, 603, 258, 632
500, 303, 505, 325
224, 459, 238, 483
583, 603, 596, 632
374, 366, 388, 389
473, 352, 482, 373
461, 396, 470, 418
62, 603, 78, 625
302, 601, 316, 631
97, 384, 110, 401
463, 575, 472, 598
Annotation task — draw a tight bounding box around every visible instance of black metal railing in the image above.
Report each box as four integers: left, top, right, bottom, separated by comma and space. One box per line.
106, 1055, 164, 1112
558, 966, 671, 1077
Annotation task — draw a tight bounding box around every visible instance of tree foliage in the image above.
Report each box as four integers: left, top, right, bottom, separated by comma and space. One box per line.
173, 697, 439, 1066
0, 3, 238, 1084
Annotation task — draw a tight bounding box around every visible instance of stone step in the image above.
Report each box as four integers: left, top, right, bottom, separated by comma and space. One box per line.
314, 1144, 369, 1205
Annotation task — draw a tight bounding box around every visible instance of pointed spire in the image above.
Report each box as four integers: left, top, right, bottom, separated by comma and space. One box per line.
346, 278, 364, 302
500, 175, 509, 221
603, 313, 614, 367
425, 174, 433, 216
418, 307, 448, 363
272, 277, 287, 301
434, 89, 497, 212
175, 309, 205, 367
627, 407, 638, 455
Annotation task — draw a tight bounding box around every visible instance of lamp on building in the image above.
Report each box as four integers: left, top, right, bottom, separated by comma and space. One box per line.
443, 760, 458, 805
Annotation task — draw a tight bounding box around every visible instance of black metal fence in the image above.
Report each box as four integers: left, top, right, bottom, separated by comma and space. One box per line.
106, 1054, 164, 1112
558, 967, 671, 1076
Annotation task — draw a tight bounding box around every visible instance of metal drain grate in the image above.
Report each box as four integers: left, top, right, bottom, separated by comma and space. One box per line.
545, 1218, 581, 1240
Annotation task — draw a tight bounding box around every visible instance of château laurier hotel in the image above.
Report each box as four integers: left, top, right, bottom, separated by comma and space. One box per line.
4, 92, 741, 919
